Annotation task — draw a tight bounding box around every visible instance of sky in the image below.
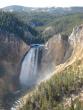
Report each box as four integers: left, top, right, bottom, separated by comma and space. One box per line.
0, 0, 83, 8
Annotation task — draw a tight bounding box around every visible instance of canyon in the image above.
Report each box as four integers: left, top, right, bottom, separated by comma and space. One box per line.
0, 6, 83, 110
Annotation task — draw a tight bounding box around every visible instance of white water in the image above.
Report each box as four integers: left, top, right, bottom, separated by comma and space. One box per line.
20, 47, 39, 87
11, 47, 39, 110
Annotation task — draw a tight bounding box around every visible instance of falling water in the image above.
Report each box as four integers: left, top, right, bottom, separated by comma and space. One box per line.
20, 46, 41, 88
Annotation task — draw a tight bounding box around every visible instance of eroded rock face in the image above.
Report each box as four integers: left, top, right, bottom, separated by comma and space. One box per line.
44, 34, 66, 64
0, 32, 29, 103
69, 25, 83, 47
68, 24, 83, 60
37, 34, 69, 80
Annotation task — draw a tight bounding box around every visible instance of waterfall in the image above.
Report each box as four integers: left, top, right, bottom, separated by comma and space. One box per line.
20, 46, 40, 88
11, 46, 43, 110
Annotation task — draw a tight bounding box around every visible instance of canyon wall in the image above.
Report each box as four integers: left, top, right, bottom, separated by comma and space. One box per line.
0, 32, 29, 106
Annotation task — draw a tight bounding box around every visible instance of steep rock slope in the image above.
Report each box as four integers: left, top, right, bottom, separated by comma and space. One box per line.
39, 34, 69, 78
0, 32, 29, 107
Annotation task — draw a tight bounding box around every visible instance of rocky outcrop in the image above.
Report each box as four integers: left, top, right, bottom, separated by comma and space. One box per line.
36, 34, 70, 80
68, 24, 83, 61
69, 25, 83, 47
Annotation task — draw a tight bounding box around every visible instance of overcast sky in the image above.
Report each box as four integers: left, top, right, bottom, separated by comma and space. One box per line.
0, 0, 83, 8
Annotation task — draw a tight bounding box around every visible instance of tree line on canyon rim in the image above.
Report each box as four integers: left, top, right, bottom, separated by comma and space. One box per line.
0, 11, 83, 45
